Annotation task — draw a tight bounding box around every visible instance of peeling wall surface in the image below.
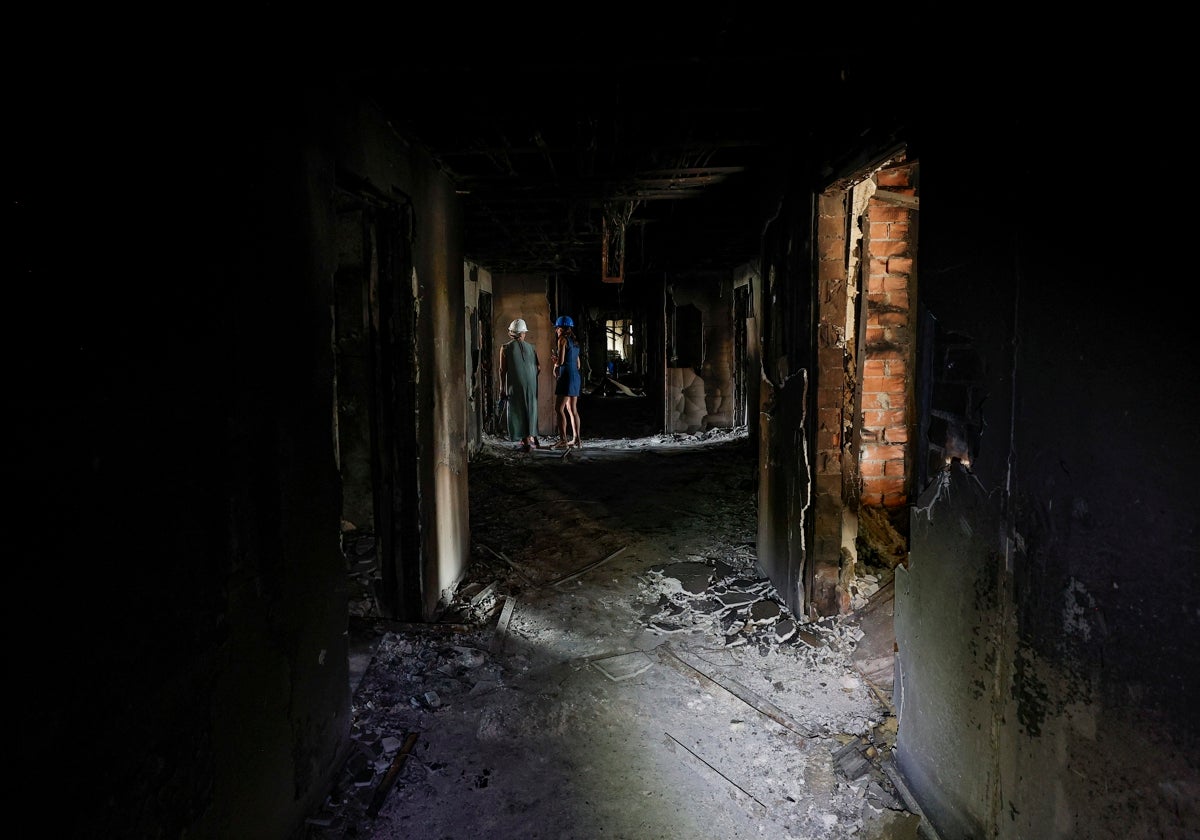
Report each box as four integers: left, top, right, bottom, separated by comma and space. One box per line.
667, 277, 734, 433
896, 466, 1002, 840
755, 190, 819, 622
757, 370, 811, 619
895, 94, 1199, 839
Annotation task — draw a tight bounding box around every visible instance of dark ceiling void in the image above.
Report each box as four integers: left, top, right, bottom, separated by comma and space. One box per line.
346, 19, 889, 283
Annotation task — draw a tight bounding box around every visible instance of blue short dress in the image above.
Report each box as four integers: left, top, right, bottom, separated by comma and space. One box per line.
555, 338, 582, 397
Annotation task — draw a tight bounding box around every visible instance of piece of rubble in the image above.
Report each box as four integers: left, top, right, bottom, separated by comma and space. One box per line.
750, 599, 781, 623
773, 619, 797, 642
715, 591, 758, 609
832, 738, 873, 780
651, 621, 688, 634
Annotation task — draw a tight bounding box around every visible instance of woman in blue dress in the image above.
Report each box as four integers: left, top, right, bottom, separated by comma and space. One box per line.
552, 315, 582, 448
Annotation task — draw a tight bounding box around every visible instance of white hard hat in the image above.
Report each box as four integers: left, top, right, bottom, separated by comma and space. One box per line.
508, 319, 529, 333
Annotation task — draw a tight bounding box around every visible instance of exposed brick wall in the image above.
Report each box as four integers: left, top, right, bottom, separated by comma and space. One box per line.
859, 163, 917, 510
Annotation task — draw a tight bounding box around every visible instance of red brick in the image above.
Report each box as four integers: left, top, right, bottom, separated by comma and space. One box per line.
884, 426, 909, 443
818, 346, 843, 370
864, 408, 906, 427
861, 376, 886, 394
818, 214, 845, 237
813, 564, 840, 588
861, 392, 893, 410
861, 442, 903, 462
859, 458, 885, 476
887, 256, 914, 275
877, 168, 911, 188
876, 477, 907, 495
882, 275, 909, 292
817, 450, 841, 475
865, 475, 906, 498
817, 407, 841, 430
868, 204, 908, 221
815, 475, 841, 497
872, 239, 908, 257
818, 192, 845, 215
818, 238, 844, 260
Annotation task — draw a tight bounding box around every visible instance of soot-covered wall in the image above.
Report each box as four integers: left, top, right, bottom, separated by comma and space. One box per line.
893, 79, 1198, 838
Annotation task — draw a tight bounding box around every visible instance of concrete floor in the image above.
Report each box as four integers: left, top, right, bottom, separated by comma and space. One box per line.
312, 396, 922, 839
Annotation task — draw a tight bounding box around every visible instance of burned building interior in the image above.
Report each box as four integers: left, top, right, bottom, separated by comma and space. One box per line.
13, 12, 1197, 840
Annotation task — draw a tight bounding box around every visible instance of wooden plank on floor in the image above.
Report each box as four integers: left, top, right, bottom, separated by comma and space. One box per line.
491, 596, 517, 654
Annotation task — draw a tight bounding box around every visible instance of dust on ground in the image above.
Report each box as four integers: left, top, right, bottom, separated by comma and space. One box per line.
311, 411, 918, 840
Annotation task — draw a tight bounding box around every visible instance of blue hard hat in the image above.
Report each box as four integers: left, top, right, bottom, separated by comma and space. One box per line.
554, 315, 574, 328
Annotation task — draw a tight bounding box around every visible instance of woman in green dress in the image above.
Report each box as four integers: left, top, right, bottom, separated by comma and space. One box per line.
498, 318, 541, 452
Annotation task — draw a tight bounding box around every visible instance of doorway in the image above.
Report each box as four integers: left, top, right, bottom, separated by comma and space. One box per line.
332, 185, 420, 622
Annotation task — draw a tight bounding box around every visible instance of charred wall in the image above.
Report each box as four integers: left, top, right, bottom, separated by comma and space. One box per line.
894, 77, 1198, 839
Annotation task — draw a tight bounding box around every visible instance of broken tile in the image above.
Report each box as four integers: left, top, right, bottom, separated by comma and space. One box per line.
773, 619, 797, 643
716, 591, 758, 609
796, 628, 825, 648
655, 561, 713, 594
651, 621, 688, 633
750, 599, 781, 623
865, 780, 902, 811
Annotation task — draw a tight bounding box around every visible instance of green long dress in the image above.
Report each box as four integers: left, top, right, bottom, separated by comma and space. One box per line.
503, 339, 539, 441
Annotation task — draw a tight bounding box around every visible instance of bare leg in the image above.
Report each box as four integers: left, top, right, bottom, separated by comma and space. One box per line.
554, 396, 571, 448
568, 396, 581, 446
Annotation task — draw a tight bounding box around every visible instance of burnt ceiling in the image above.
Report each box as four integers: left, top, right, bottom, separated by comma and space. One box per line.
351, 21, 890, 283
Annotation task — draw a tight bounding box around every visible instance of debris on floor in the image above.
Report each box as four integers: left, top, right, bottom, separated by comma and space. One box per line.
309, 430, 914, 839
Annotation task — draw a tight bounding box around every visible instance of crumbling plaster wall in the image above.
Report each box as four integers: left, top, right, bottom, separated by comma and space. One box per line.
667, 275, 734, 433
